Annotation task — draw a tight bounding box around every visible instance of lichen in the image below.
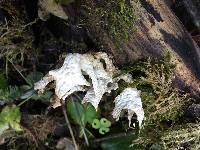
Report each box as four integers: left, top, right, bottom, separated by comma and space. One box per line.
34, 52, 132, 109
34, 52, 145, 127
112, 88, 144, 127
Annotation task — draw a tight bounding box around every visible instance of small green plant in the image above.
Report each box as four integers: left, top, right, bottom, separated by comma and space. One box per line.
0, 72, 52, 105
67, 100, 100, 126
66, 100, 111, 143
0, 72, 53, 139
0, 105, 22, 135
92, 118, 111, 134
66, 100, 100, 141
0, 86, 21, 104
19, 72, 52, 103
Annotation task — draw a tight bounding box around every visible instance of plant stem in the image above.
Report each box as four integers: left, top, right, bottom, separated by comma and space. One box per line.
5, 57, 8, 78
7, 58, 32, 86
61, 99, 79, 150
81, 126, 89, 146
18, 95, 33, 107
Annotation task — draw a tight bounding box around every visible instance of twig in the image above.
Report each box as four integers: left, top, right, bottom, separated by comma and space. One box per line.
7, 57, 32, 86
0, 18, 9, 38
22, 18, 39, 29
94, 132, 136, 143
61, 100, 79, 150
18, 95, 33, 107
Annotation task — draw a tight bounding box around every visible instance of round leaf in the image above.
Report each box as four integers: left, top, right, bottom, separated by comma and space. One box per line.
92, 119, 100, 129
99, 127, 110, 135
100, 118, 111, 128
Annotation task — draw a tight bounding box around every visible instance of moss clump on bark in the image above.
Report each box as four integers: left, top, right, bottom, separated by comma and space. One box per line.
0, 1, 34, 64
84, 0, 138, 42
119, 53, 188, 124
117, 53, 190, 148
104, 0, 138, 41
161, 123, 200, 149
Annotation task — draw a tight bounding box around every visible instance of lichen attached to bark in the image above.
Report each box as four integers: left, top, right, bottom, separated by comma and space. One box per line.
34, 52, 145, 127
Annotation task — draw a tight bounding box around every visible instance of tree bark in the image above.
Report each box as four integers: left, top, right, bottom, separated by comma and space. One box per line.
78, 0, 200, 93
23, 0, 200, 94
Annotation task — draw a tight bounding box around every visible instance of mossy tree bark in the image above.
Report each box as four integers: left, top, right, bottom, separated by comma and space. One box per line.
22, 0, 200, 94
75, 0, 200, 94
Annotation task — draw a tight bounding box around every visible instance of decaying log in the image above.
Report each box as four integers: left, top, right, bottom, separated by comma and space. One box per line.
80, 0, 200, 93
23, 0, 200, 94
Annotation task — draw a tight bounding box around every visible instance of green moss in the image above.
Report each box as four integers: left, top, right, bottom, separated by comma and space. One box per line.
161, 123, 200, 149
117, 53, 190, 148
0, 2, 34, 64
85, 0, 138, 42
119, 53, 187, 124
106, 0, 138, 42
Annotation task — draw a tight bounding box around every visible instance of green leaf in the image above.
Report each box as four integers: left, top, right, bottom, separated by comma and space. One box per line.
10, 122, 21, 131
92, 118, 111, 134
100, 118, 111, 128
67, 101, 100, 126
0, 86, 21, 103
20, 85, 32, 91
0, 105, 22, 133
20, 90, 35, 99
31, 91, 52, 101
92, 119, 100, 129
67, 101, 85, 125
85, 104, 99, 124
99, 127, 110, 135
79, 127, 94, 139
1, 105, 20, 122
26, 72, 43, 86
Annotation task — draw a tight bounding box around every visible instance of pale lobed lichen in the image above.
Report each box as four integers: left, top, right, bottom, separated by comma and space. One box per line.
34, 52, 144, 127
80, 53, 116, 109
34, 53, 90, 101
112, 88, 144, 127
